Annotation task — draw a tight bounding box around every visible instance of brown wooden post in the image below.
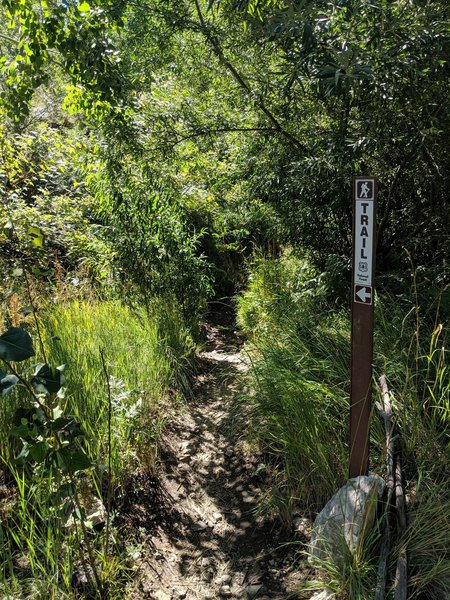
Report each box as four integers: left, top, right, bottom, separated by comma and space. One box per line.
350, 177, 377, 477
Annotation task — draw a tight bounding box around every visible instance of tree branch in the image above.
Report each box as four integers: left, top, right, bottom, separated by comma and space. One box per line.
377, 99, 447, 250
193, 0, 307, 153
165, 126, 280, 148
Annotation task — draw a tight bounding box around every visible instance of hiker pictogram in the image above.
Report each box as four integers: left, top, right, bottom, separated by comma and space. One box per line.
357, 180, 373, 200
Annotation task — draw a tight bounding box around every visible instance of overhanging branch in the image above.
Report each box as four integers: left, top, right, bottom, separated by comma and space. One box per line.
193, 0, 306, 153
166, 126, 280, 147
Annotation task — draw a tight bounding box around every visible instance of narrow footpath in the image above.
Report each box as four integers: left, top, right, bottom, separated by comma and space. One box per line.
125, 313, 307, 599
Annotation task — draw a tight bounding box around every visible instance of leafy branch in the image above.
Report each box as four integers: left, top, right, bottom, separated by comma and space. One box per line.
193, 0, 307, 152
165, 125, 281, 147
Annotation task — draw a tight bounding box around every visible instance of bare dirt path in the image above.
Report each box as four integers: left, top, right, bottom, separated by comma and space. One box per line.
124, 313, 306, 599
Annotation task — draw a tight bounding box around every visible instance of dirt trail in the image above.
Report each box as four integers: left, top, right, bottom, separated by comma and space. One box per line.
125, 314, 306, 599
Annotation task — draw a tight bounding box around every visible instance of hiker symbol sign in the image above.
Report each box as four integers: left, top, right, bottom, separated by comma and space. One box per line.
353, 179, 375, 303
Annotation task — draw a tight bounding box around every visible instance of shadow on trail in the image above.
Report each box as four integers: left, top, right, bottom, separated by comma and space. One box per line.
122, 310, 307, 599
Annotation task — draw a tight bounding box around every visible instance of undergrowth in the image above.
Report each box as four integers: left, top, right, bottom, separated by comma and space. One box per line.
238, 253, 349, 516
238, 251, 450, 598
0, 296, 195, 598
42, 298, 194, 483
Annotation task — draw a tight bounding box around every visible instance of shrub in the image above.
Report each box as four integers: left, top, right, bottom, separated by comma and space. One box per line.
0, 296, 195, 597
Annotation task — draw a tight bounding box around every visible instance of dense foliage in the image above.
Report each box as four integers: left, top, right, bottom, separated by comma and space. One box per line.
238, 253, 449, 598
1, 0, 448, 299
0, 0, 448, 597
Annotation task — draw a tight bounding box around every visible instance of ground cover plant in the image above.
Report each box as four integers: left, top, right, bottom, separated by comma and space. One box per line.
376, 287, 450, 599
0, 322, 107, 599
237, 253, 350, 516
41, 299, 195, 482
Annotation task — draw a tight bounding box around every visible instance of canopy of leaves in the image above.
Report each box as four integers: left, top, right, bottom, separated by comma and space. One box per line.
0, 0, 448, 305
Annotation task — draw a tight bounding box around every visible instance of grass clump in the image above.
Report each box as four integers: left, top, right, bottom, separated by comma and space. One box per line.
39, 298, 195, 483
394, 480, 450, 600
239, 252, 450, 599
238, 253, 349, 516
300, 544, 378, 600
376, 293, 450, 600
0, 466, 82, 599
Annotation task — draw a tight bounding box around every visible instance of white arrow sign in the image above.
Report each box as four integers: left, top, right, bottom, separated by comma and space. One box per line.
355, 286, 372, 304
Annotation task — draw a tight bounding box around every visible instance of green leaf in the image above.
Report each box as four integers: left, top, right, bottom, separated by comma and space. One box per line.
53, 404, 64, 420
0, 328, 35, 362
9, 423, 32, 439
55, 447, 92, 473
68, 449, 92, 472
15, 443, 31, 466
32, 363, 64, 394
55, 448, 69, 471
56, 482, 75, 500
14, 406, 45, 427
51, 416, 74, 431
60, 498, 76, 521
78, 1, 91, 12
29, 441, 50, 463
27, 226, 44, 247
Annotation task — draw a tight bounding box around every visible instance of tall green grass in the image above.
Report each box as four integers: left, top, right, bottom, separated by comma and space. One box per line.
0, 297, 195, 598
374, 291, 450, 480
392, 480, 450, 600
39, 298, 194, 483
375, 292, 450, 598
238, 254, 349, 515
299, 527, 379, 600
238, 253, 450, 598
0, 466, 76, 599
0, 457, 129, 599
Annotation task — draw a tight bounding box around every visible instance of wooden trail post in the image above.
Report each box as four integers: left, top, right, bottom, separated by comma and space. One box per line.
350, 177, 377, 477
